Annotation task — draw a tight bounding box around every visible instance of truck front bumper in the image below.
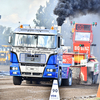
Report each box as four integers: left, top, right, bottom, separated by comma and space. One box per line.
10, 63, 58, 78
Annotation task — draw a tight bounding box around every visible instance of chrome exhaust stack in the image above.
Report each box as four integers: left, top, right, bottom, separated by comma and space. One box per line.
58, 26, 61, 33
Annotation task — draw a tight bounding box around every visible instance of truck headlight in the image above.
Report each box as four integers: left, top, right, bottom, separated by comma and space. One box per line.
12, 67, 18, 70
49, 69, 53, 72
13, 72, 17, 74
47, 69, 54, 72
47, 69, 50, 72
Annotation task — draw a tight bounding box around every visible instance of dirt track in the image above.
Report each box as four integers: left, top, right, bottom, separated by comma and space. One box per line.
0, 76, 99, 100
0, 65, 99, 100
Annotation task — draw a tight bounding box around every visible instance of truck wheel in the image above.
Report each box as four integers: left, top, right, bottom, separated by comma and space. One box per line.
94, 74, 98, 84
67, 69, 72, 86
58, 69, 62, 87
62, 69, 72, 86
91, 72, 98, 84
91, 72, 95, 84
13, 76, 22, 85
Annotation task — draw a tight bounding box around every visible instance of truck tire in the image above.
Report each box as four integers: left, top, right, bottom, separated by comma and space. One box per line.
58, 69, 62, 87
62, 69, 72, 86
91, 72, 98, 84
91, 72, 95, 84
94, 74, 98, 84
13, 76, 22, 85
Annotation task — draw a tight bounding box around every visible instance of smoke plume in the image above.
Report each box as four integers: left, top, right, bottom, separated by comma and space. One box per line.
54, 0, 100, 26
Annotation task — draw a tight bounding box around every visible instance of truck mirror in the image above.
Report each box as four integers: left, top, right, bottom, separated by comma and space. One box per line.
8, 36, 12, 44
61, 39, 64, 46
91, 44, 96, 46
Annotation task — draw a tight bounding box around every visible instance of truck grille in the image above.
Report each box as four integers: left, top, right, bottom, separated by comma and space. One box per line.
21, 63, 45, 67
19, 53, 46, 63
22, 72, 31, 75
21, 72, 42, 76
33, 73, 42, 75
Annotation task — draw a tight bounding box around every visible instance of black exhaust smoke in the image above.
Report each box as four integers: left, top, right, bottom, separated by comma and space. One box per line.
54, 0, 100, 26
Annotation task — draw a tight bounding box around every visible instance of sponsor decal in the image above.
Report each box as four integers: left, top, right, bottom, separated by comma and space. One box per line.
74, 46, 89, 51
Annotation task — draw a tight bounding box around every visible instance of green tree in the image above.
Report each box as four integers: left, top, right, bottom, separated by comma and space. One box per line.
33, 0, 57, 29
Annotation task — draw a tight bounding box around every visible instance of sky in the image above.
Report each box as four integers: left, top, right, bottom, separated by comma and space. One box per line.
0, 0, 49, 30
0, 0, 100, 61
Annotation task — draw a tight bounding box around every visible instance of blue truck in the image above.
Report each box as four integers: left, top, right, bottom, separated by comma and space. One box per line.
8, 25, 72, 86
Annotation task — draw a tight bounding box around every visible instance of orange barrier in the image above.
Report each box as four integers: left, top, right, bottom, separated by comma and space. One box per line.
97, 83, 100, 98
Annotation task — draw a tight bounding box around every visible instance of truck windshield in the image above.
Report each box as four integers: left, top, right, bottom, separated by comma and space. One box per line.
75, 32, 90, 41
12, 33, 57, 49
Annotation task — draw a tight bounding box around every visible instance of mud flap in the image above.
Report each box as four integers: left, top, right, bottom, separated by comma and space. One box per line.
80, 67, 87, 82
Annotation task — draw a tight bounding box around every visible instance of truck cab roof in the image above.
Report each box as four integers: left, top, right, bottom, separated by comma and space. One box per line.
14, 27, 58, 36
